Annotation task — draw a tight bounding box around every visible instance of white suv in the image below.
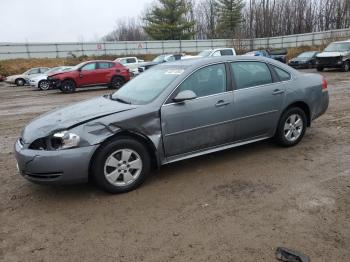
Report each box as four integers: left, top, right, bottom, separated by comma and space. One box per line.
197, 48, 237, 58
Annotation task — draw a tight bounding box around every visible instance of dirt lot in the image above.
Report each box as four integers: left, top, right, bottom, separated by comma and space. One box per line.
0, 69, 349, 262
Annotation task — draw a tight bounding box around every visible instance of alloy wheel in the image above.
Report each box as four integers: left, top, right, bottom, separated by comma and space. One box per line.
104, 149, 143, 187
284, 114, 304, 142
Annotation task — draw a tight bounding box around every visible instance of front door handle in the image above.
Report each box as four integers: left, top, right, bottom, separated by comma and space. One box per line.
273, 89, 285, 95
215, 100, 231, 107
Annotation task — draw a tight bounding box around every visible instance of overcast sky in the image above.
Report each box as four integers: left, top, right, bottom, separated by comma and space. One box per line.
0, 0, 153, 42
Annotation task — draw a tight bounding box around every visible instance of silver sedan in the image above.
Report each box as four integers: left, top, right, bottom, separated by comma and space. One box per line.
15, 56, 329, 193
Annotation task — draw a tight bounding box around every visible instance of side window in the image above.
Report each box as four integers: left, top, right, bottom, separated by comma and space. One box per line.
28, 69, 39, 74
98, 62, 111, 69
231, 62, 272, 90
176, 64, 227, 98
166, 56, 176, 62
40, 68, 49, 73
127, 58, 136, 63
220, 49, 233, 56
212, 51, 221, 57
81, 63, 96, 71
273, 66, 291, 81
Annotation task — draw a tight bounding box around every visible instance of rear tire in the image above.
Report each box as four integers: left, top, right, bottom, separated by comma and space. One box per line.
60, 79, 76, 93
91, 138, 151, 194
275, 107, 307, 147
15, 78, 25, 86
38, 80, 50, 91
110, 76, 125, 89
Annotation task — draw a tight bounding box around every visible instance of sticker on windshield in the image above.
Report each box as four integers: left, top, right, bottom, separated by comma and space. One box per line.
165, 69, 184, 75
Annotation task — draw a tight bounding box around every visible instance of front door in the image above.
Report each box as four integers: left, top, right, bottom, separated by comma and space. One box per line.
161, 63, 235, 158
229, 61, 286, 141
78, 62, 98, 86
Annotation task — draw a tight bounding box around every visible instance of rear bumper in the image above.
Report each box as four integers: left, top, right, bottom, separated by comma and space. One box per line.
14, 139, 98, 185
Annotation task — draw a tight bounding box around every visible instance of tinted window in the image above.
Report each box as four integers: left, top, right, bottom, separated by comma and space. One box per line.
126, 58, 136, 63
177, 64, 226, 97
273, 66, 291, 81
98, 62, 111, 69
221, 49, 234, 56
81, 63, 96, 71
231, 62, 272, 90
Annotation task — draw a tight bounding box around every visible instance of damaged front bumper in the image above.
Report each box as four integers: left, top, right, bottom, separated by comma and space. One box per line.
14, 139, 98, 185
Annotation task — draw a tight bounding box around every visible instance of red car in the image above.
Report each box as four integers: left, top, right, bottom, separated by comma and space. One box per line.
0, 75, 5, 82
48, 60, 130, 93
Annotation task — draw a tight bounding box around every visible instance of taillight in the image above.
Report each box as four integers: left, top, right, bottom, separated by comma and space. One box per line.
322, 77, 328, 90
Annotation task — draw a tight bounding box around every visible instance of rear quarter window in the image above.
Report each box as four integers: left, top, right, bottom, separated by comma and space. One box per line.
273, 66, 291, 81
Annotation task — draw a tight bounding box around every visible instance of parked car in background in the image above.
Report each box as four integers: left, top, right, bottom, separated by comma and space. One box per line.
5, 67, 50, 86
288, 51, 319, 69
28, 66, 73, 90
316, 40, 350, 72
15, 56, 329, 193
0, 75, 5, 82
244, 49, 287, 63
196, 48, 236, 58
48, 60, 130, 93
115, 57, 144, 76
138, 54, 182, 73
244, 50, 270, 57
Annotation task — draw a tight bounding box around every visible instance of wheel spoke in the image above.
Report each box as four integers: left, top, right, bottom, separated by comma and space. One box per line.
290, 114, 296, 124
121, 150, 132, 162
129, 159, 142, 170
295, 118, 303, 128
284, 122, 291, 131
286, 130, 293, 140
106, 156, 119, 168
123, 171, 134, 184
106, 170, 120, 182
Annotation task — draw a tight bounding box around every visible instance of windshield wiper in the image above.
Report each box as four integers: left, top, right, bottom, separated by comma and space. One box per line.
110, 95, 131, 104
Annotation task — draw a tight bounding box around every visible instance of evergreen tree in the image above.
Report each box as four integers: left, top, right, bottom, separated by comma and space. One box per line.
216, 0, 244, 38
143, 0, 195, 40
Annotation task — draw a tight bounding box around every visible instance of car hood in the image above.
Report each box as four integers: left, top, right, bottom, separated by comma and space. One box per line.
21, 96, 137, 143
317, 51, 349, 57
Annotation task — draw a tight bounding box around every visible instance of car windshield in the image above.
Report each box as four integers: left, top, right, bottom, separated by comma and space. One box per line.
152, 55, 166, 63
198, 50, 212, 57
70, 62, 87, 71
298, 52, 316, 58
111, 67, 185, 105
324, 43, 350, 52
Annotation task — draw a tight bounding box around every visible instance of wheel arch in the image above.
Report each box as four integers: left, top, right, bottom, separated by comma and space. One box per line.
62, 77, 77, 86
88, 130, 160, 181
282, 101, 311, 127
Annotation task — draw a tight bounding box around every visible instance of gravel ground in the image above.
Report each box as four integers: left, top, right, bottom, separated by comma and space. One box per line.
0, 69, 349, 262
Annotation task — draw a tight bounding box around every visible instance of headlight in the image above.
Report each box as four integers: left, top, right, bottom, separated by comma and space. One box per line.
51, 131, 80, 150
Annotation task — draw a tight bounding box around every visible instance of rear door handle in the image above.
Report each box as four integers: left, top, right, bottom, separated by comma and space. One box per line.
273, 89, 285, 95
215, 100, 231, 107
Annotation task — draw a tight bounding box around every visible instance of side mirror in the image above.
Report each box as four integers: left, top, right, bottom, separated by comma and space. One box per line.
173, 90, 197, 103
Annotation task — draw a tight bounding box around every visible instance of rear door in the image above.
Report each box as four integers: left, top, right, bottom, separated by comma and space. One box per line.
161, 63, 235, 158
78, 62, 98, 86
230, 61, 286, 141
96, 62, 113, 84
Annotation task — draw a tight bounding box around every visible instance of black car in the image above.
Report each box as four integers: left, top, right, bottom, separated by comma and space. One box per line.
288, 51, 319, 69
138, 54, 182, 73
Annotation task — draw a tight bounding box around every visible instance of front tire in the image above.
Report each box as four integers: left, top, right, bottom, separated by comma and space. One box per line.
275, 107, 307, 147
342, 61, 349, 72
15, 78, 25, 86
38, 80, 50, 91
60, 79, 76, 93
91, 138, 151, 194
